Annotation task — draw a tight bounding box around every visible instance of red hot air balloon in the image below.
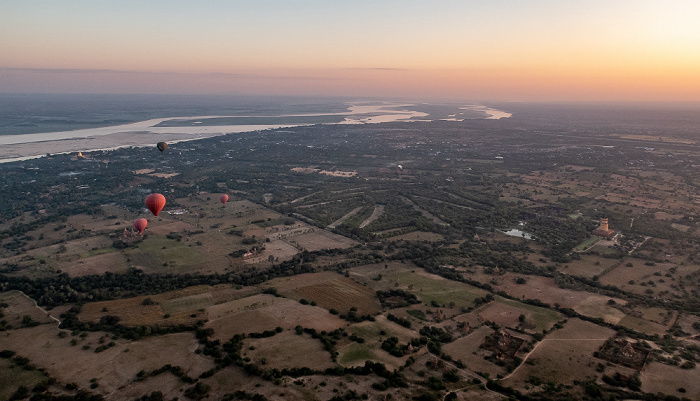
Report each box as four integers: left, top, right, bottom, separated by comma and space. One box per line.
157, 142, 167, 152
145, 193, 166, 216
220, 194, 229, 205
133, 218, 147, 234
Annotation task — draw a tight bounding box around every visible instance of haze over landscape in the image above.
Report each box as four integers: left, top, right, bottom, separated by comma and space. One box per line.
3, 2, 700, 401
2, 0, 700, 101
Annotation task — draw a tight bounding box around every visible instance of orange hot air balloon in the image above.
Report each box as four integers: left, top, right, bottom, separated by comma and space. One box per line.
157, 142, 167, 152
133, 218, 147, 234
145, 193, 166, 216
220, 194, 229, 205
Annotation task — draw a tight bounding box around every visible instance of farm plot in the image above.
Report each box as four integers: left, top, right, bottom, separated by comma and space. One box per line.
144, 220, 195, 236
642, 362, 700, 400
387, 231, 444, 242
204, 294, 346, 341
56, 250, 129, 277
573, 295, 627, 325
80, 285, 219, 327
617, 315, 668, 336
472, 273, 624, 312
264, 272, 382, 315
241, 331, 335, 371
478, 297, 562, 333
376, 268, 490, 309
599, 260, 693, 298
0, 290, 56, 327
124, 235, 206, 274
559, 253, 617, 278
441, 326, 507, 378
26, 235, 113, 261
338, 316, 420, 370
243, 239, 298, 264
501, 318, 615, 388
160, 292, 214, 315
0, 324, 214, 398
287, 229, 358, 251
295, 277, 382, 316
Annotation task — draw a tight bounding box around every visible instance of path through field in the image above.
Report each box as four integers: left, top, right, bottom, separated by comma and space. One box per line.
327, 206, 363, 228
359, 205, 384, 228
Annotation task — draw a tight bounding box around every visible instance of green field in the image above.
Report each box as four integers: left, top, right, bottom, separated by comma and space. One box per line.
339, 343, 373, 365
618, 315, 668, 336
383, 270, 489, 308
574, 236, 601, 251
126, 236, 203, 273
0, 359, 47, 401
495, 296, 562, 332
161, 292, 215, 315
79, 247, 118, 258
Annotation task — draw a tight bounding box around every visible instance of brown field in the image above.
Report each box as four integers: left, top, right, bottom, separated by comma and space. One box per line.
241, 330, 335, 370
478, 298, 561, 333
265, 272, 382, 315
675, 313, 700, 336
599, 260, 695, 298
56, 250, 129, 277
145, 220, 195, 235
617, 315, 668, 336
642, 362, 700, 399
387, 231, 445, 242
502, 318, 615, 388
0, 290, 57, 327
290, 167, 320, 174
295, 278, 382, 316
559, 254, 618, 278
24, 236, 114, 261
204, 294, 346, 341
149, 172, 180, 178
319, 170, 358, 177
573, 296, 626, 325
466, 273, 597, 310
0, 325, 214, 398
243, 239, 298, 264
80, 285, 233, 327
286, 229, 358, 252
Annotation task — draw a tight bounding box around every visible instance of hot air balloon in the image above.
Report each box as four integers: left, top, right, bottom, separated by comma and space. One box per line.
145, 193, 166, 216
220, 194, 229, 205
157, 142, 167, 152
133, 218, 147, 234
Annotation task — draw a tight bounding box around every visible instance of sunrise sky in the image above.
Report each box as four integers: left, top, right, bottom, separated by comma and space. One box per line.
1, 0, 699, 101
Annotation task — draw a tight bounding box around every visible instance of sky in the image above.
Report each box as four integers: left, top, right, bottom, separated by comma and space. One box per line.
1, 0, 699, 101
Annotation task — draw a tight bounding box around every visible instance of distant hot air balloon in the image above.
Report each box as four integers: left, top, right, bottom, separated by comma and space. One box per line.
157, 142, 167, 152
133, 218, 147, 234
220, 194, 229, 205
145, 193, 166, 216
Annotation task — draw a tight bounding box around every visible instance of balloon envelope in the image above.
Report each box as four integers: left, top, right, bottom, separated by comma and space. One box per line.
145, 193, 166, 216
220, 194, 229, 205
133, 218, 147, 234
157, 142, 167, 152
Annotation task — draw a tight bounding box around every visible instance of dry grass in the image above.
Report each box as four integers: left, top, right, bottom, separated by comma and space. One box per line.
501, 319, 615, 388
642, 362, 700, 399
241, 330, 335, 370
204, 294, 346, 341
0, 325, 214, 398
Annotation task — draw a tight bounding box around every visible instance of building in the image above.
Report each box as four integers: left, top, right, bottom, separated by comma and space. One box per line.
592, 218, 615, 239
